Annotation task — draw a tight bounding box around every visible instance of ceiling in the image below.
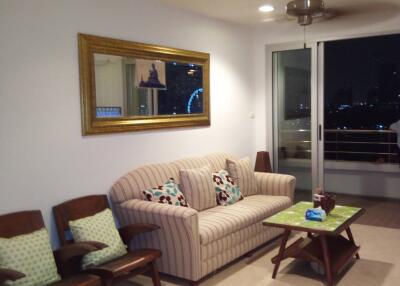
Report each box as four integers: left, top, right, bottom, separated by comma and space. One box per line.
158, 0, 400, 26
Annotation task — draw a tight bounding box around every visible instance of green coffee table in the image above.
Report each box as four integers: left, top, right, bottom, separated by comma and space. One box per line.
263, 201, 365, 286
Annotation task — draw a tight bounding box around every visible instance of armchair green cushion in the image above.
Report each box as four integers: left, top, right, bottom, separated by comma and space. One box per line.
69, 209, 127, 268
0, 228, 61, 286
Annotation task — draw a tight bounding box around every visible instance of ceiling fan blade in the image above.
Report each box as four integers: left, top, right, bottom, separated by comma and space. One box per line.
329, 2, 400, 18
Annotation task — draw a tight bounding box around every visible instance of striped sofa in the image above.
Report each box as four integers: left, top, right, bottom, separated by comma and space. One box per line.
110, 153, 296, 283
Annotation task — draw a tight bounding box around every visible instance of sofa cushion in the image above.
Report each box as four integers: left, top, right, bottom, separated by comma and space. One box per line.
142, 178, 189, 207
200, 223, 283, 270
172, 156, 210, 170
226, 157, 258, 196
180, 165, 217, 211
213, 169, 243, 206
203, 153, 237, 172
198, 195, 291, 245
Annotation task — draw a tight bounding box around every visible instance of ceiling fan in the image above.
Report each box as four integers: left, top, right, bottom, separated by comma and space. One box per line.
285, 0, 335, 26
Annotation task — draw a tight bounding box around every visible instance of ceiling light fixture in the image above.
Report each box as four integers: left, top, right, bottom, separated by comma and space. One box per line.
259, 5, 275, 13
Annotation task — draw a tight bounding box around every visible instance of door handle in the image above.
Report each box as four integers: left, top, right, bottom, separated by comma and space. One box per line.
318, 124, 322, 141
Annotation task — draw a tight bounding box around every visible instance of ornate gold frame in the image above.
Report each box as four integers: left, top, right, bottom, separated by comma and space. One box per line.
78, 34, 210, 135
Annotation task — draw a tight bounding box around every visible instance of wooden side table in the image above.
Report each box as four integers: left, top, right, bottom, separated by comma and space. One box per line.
263, 202, 365, 286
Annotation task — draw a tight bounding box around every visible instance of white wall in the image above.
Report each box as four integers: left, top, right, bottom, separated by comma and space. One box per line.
0, 0, 255, 246
325, 162, 400, 199
252, 10, 400, 196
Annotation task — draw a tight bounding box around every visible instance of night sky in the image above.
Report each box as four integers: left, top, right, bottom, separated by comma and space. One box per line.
324, 34, 400, 129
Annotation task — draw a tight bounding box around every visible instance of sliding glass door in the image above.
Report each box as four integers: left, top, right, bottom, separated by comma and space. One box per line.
322, 34, 400, 199
270, 34, 400, 201
270, 43, 321, 199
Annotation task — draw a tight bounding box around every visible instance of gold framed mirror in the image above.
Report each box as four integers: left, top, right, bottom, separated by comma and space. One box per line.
78, 34, 210, 135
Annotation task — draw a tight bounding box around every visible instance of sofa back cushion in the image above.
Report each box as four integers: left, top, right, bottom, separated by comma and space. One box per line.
172, 156, 210, 170
110, 153, 241, 205
110, 163, 179, 204
203, 153, 237, 172
226, 157, 258, 196
179, 165, 216, 211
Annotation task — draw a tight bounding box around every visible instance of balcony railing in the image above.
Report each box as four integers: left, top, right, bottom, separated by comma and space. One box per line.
279, 129, 399, 164
325, 129, 398, 163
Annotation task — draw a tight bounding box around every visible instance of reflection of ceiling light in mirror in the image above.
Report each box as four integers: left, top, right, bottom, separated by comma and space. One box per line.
259, 5, 274, 13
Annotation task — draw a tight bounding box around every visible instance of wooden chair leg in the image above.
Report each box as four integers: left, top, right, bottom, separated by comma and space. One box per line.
150, 261, 161, 286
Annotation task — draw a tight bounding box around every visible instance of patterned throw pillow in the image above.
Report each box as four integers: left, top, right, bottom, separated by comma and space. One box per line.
226, 157, 258, 196
0, 228, 61, 286
179, 164, 217, 211
69, 208, 127, 269
142, 178, 189, 207
213, 169, 243, 206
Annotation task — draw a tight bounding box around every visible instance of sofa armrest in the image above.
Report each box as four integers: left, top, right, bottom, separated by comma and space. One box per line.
0, 267, 25, 283
116, 199, 201, 281
255, 172, 296, 202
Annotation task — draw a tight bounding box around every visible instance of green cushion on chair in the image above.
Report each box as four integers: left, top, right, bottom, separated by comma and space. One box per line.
69, 208, 127, 268
0, 228, 61, 286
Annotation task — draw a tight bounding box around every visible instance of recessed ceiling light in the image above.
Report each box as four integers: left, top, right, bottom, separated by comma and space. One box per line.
259, 4, 274, 13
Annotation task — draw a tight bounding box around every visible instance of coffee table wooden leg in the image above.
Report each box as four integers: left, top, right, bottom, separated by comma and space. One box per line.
320, 235, 333, 286
345, 227, 360, 259
272, 229, 291, 279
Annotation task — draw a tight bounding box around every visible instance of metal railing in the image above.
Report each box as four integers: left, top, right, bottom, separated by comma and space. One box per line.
279, 129, 399, 163
325, 129, 398, 163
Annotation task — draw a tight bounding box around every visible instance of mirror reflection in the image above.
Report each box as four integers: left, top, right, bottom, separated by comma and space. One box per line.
94, 53, 204, 118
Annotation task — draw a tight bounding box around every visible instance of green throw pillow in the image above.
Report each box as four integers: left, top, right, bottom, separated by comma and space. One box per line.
69, 208, 127, 268
0, 228, 61, 286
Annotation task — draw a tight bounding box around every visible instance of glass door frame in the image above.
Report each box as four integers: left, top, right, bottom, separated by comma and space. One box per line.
266, 41, 323, 195
317, 42, 325, 191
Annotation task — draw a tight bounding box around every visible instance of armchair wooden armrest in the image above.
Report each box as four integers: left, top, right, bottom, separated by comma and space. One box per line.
119, 223, 160, 246
54, 241, 107, 266
0, 267, 25, 283
54, 241, 107, 277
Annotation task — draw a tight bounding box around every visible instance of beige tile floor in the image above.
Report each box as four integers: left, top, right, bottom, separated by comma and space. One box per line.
120, 224, 400, 286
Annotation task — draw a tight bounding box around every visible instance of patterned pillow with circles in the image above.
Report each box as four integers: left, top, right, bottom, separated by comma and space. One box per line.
0, 228, 61, 286
142, 178, 189, 207
213, 169, 243, 206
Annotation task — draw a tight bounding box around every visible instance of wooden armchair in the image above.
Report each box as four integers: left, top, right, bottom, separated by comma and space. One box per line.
0, 210, 103, 286
53, 195, 162, 286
